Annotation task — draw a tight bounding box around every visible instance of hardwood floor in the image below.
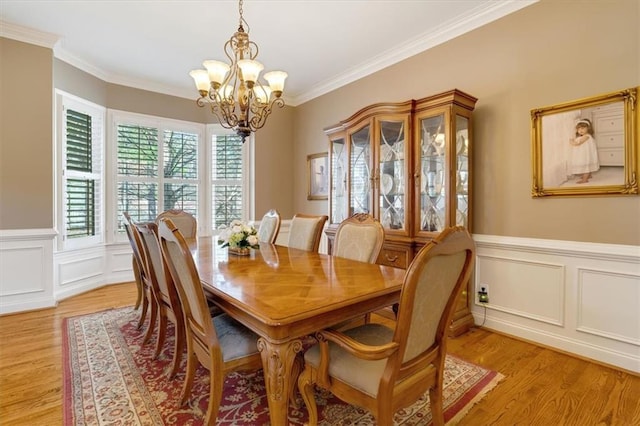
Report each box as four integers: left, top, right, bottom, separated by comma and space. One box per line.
1, 282, 638, 425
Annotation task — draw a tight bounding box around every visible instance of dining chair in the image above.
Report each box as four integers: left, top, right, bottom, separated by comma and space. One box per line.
257, 208, 281, 244
287, 213, 328, 252
134, 221, 186, 378
333, 213, 385, 326
157, 218, 263, 425
298, 226, 476, 426
122, 212, 155, 333
333, 213, 384, 264
156, 209, 197, 239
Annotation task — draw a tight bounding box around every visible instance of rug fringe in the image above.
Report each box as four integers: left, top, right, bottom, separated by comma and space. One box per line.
446, 372, 505, 424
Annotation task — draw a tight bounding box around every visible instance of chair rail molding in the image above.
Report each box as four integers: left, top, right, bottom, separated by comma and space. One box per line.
471, 233, 640, 373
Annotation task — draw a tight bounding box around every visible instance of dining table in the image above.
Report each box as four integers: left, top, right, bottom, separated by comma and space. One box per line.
189, 238, 406, 426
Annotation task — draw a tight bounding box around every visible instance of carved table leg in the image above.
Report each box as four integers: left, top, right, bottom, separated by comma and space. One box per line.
257, 337, 303, 426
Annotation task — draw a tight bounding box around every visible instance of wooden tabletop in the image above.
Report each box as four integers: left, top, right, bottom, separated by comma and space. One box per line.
191, 239, 405, 328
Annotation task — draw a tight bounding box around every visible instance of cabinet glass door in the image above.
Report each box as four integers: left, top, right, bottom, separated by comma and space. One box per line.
378, 119, 406, 231
419, 114, 446, 232
330, 137, 348, 224
455, 115, 469, 227
349, 125, 371, 215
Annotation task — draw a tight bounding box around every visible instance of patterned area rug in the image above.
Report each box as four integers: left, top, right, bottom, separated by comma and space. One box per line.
63, 307, 503, 425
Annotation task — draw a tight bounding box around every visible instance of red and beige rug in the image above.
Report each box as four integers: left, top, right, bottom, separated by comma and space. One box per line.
63, 307, 503, 425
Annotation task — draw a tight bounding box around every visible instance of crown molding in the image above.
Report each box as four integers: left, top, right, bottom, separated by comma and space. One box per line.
0, 20, 60, 48
291, 0, 538, 106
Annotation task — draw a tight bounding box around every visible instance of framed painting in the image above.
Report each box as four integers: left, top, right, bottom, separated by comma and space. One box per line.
307, 152, 328, 200
531, 87, 638, 197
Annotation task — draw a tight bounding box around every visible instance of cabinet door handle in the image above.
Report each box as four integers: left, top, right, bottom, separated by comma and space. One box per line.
385, 254, 399, 262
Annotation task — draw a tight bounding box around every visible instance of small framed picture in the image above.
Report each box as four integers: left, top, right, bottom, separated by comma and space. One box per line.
531, 87, 638, 197
307, 152, 328, 200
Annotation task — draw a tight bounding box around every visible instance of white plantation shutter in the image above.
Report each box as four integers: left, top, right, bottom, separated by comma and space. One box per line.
59, 93, 105, 249
114, 112, 200, 233
211, 133, 245, 230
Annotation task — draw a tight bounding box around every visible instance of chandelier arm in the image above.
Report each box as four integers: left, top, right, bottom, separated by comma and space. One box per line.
248, 41, 259, 60
190, 0, 286, 141
247, 97, 285, 131
207, 104, 234, 130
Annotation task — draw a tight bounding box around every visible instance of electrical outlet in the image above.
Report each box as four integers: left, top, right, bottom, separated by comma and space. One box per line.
478, 284, 489, 303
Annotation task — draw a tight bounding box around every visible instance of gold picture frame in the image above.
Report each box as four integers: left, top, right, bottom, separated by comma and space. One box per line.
307, 152, 328, 200
531, 87, 638, 197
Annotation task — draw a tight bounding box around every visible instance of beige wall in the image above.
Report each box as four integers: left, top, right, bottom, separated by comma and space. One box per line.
54, 59, 107, 106
254, 106, 295, 219
293, 0, 640, 245
0, 38, 53, 229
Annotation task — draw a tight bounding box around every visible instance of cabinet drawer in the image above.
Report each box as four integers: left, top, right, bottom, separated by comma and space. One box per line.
377, 247, 410, 269
598, 147, 624, 166
595, 115, 623, 133
596, 132, 624, 148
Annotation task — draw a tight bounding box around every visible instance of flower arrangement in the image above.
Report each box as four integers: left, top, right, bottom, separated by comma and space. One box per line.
217, 219, 259, 250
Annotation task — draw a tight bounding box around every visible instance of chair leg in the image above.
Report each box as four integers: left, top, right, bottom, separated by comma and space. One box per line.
298, 367, 319, 426
168, 318, 185, 378
204, 367, 223, 426
154, 311, 167, 359
142, 292, 157, 344
180, 349, 197, 406
137, 289, 148, 329
133, 258, 143, 310
429, 384, 445, 426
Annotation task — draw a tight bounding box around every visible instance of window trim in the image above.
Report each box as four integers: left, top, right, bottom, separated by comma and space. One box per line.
107, 109, 206, 243
205, 124, 254, 235
55, 90, 106, 251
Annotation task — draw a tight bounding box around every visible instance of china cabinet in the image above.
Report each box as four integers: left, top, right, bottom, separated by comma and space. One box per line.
324, 89, 477, 336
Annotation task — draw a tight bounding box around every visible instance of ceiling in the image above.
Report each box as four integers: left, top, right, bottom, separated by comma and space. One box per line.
1, 1, 535, 106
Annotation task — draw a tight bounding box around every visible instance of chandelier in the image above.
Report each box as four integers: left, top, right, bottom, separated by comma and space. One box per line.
189, 0, 287, 143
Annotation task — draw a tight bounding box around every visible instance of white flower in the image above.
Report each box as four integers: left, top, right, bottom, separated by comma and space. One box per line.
217, 220, 259, 249
247, 235, 259, 246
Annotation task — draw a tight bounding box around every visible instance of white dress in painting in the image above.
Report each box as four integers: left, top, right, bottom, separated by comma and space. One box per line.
569, 134, 599, 175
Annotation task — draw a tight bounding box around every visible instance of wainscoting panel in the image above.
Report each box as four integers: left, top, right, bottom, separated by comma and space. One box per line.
577, 268, 640, 346
106, 244, 136, 284
55, 247, 106, 301
472, 234, 640, 373
0, 229, 56, 315
476, 255, 565, 326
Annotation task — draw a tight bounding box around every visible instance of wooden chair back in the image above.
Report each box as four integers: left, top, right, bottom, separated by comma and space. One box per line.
122, 212, 150, 326
156, 209, 197, 239
257, 209, 281, 244
134, 221, 186, 376
157, 218, 215, 354
333, 213, 384, 263
287, 213, 328, 252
